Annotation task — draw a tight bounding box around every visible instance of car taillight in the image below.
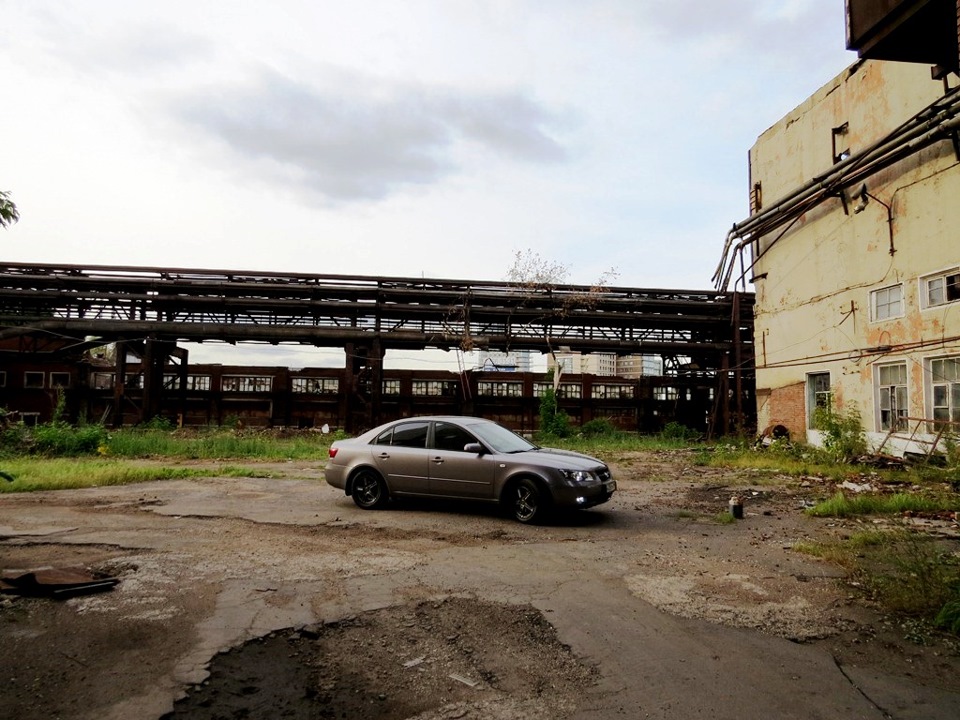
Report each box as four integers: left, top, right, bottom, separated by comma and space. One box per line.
328, 447, 339, 459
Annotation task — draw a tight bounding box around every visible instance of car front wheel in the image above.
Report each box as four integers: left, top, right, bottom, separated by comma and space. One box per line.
512, 478, 546, 524
351, 469, 388, 509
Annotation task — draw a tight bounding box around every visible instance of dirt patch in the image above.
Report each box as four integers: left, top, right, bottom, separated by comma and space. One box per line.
162, 596, 594, 720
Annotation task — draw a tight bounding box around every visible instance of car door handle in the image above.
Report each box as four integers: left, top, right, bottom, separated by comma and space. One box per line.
431, 456, 444, 465
378, 452, 390, 459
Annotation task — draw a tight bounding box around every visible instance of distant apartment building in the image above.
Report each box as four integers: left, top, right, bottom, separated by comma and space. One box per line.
547, 352, 661, 379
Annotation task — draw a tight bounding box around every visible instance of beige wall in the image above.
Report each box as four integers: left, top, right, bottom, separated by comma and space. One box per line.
749, 60, 960, 453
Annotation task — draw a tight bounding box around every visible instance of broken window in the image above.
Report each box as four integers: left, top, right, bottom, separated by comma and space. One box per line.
291, 377, 338, 394
92, 372, 114, 390
923, 269, 960, 308
929, 357, 960, 431
413, 380, 458, 396
221, 376, 272, 393
534, 382, 582, 399
593, 384, 635, 400
23, 371, 44, 389
807, 372, 831, 428
654, 387, 679, 401
382, 379, 401, 395
50, 372, 70, 388
477, 381, 521, 397
876, 362, 908, 431
870, 284, 903, 321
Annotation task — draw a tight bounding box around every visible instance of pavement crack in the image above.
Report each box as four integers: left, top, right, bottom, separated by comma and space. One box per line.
832, 654, 894, 719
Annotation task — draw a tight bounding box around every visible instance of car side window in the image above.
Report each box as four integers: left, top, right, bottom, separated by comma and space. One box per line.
433, 422, 476, 452
372, 428, 393, 445
391, 421, 429, 448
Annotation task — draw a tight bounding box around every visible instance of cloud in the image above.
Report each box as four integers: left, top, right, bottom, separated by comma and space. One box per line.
172, 66, 567, 203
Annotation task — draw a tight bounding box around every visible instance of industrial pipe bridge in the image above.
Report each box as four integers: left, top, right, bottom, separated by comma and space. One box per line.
0, 262, 754, 432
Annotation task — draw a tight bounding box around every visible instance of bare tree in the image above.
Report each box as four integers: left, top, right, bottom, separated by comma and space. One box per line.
505, 250, 618, 390
0, 191, 19, 229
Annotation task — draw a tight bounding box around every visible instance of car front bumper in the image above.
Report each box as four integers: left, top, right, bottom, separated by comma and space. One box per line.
551, 479, 616, 509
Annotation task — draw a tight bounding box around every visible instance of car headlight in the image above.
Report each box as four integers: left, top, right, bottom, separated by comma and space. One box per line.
560, 469, 594, 485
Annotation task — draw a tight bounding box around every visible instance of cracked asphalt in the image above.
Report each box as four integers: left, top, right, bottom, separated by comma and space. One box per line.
1, 454, 959, 719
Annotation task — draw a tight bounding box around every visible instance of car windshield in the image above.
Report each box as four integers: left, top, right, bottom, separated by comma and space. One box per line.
469, 422, 537, 454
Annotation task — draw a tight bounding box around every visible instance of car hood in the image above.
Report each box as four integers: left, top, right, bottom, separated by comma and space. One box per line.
519, 447, 606, 469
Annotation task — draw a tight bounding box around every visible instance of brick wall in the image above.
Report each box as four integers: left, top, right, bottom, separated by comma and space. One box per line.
764, 381, 806, 441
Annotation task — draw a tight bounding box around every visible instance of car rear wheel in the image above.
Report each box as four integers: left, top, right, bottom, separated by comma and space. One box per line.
512, 478, 546, 524
351, 469, 388, 509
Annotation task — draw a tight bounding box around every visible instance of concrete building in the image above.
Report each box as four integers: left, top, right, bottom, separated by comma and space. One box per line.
718, 59, 960, 454
547, 352, 661, 379
475, 349, 535, 373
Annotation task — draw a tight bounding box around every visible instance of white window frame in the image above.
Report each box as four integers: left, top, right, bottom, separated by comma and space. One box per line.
870, 284, 904, 322
926, 355, 960, 432
875, 361, 908, 432
920, 267, 960, 310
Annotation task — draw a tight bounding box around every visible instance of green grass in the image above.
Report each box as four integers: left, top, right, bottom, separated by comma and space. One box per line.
795, 529, 960, 634
103, 428, 335, 460
806, 491, 960, 518
0, 458, 209, 492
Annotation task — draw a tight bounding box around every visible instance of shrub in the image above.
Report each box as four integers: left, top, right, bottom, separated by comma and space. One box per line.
538, 385, 571, 438
580, 418, 617, 436
32, 423, 108, 456
660, 422, 699, 442
813, 406, 867, 462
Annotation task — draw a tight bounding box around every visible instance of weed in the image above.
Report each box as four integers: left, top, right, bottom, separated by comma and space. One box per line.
813, 406, 868, 463
806, 491, 960, 518
661, 422, 700, 443
0, 458, 207, 492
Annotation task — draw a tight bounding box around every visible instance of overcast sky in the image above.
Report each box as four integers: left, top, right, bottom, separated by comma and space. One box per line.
2, 1, 857, 369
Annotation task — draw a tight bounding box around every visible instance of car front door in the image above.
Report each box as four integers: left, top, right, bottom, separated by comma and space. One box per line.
428, 421, 496, 499
370, 421, 430, 494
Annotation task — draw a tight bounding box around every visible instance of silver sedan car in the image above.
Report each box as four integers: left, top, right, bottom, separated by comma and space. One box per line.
325, 416, 616, 523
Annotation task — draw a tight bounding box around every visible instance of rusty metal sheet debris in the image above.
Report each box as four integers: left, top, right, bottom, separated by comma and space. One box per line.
0, 568, 119, 599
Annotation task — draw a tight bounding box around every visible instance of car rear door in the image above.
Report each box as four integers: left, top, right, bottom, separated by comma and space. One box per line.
427, 421, 496, 499
370, 421, 430, 494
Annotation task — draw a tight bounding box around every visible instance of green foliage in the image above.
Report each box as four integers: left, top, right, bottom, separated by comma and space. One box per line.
31, 423, 108, 456
105, 428, 332, 460
806, 491, 960, 518
795, 529, 960, 635
813, 406, 867, 462
0, 189, 19, 229
935, 600, 960, 635
579, 418, 617, 436
660, 422, 700, 442
537, 385, 571, 438
140, 415, 175, 431
0, 458, 207, 492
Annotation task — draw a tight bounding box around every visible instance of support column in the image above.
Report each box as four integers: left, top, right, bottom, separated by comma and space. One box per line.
343, 339, 385, 434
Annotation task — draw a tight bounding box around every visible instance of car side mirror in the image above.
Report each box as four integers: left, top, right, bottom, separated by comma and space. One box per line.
464, 443, 485, 455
